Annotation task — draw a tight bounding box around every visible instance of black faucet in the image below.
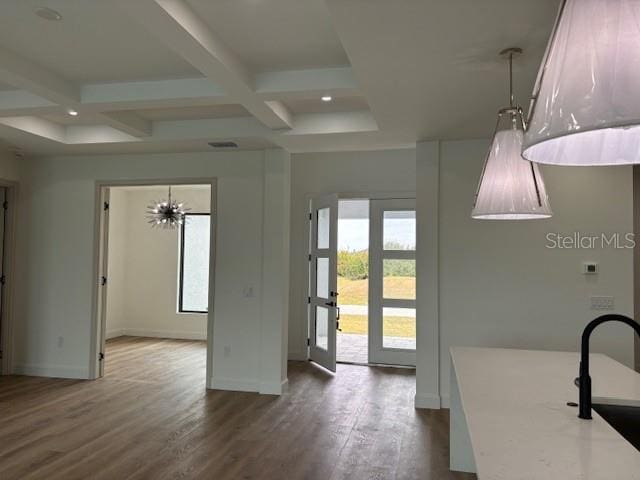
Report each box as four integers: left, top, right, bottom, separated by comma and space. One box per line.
577, 314, 640, 419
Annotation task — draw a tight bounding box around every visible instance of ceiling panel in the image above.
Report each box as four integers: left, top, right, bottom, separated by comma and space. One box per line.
41, 112, 103, 126
186, 0, 349, 73
326, 0, 560, 140
284, 96, 369, 115
0, 0, 201, 84
0, 80, 17, 91
135, 105, 250, 121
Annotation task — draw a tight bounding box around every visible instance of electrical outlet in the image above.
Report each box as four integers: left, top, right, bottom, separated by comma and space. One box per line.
590, 296, 614, 311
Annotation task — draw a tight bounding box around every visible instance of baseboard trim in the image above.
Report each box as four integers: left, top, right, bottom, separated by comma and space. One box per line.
414, 392, 442, 409
13, 363, 89, 379
209, 376, 259, 393
106, 328, 125, 340
117, 329, 206, 341
208, 377, 289, 395
259, 378, 288, 395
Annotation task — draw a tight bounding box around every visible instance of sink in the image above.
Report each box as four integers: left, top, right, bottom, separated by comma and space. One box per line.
593, 403, 640, 451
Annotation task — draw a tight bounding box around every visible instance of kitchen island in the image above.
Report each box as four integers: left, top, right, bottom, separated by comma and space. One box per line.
450, 347, 640, 479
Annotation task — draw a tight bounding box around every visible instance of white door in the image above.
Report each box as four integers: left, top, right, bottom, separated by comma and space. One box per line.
0, 188, 6, 373
96, 188, 110, 377
369, 199, 416, 366
308, 194, 338, 372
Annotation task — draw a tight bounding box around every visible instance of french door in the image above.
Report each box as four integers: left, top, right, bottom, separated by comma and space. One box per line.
308, 194, 339, 372
369, 199, 416, 366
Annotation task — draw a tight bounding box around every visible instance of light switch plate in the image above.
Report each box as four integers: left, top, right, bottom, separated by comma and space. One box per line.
590, 296, 614, 311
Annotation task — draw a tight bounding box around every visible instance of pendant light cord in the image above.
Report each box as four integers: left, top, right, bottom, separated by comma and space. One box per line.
508, 51, 514, 108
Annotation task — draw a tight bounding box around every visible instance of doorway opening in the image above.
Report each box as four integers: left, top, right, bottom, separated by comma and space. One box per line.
308, 194, 416, 370
336, 199, 370, 364
92, 182, 215, 384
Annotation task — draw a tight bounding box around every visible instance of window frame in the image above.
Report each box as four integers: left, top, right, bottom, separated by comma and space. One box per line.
178, 212, 210, 314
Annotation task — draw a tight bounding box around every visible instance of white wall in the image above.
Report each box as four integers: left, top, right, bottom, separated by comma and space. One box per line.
13, 150, 289, 394
416, 139, 634, 407
288, 149, 417, 359
105, 185, 211, 341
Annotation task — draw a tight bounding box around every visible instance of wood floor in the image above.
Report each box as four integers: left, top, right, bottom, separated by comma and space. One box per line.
0, 336, 475, 480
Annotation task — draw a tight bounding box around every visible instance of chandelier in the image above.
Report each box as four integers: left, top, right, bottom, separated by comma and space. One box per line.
146, 186, 189, 229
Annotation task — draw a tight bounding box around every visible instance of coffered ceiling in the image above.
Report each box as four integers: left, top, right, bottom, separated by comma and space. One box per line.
0, 0, 560, 156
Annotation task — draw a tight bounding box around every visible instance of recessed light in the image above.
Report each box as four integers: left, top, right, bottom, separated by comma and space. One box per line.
67, 109, 78, 116
35, 7, 62, 21
321, 96, 332, 102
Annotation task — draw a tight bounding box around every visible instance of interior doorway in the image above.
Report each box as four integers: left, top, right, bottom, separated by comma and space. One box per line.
308, 194, 417, 369
92, 181, 216, 383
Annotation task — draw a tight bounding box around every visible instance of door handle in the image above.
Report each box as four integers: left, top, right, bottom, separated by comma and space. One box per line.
336, 320, 342, 332
324, 301, 336, 307
336, 306, 340, 320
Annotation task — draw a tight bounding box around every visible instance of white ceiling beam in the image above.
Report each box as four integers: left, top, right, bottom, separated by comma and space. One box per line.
0, 116, 66, 143
96, 111, 152, 138
282, 111, 378, 136
254, 67, 361, 99
0, 46, 80, 105
0, 90, 58, 116
0, 46, 151, 138
151, 117, 270, 140
66, 126, 140, 144
117, 0, 293, 129
80, 78, 227, 110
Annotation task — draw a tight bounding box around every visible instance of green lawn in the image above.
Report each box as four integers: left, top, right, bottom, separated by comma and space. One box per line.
337, 275, 416, 338
340, 314, 416, 338
337, 275, 415, 305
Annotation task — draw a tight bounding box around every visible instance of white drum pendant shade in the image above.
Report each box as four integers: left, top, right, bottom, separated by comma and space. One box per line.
523, 0, 640, 166
472, 127, 553, 220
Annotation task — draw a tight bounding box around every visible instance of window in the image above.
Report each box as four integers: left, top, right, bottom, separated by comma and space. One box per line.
179, 213, 211, 313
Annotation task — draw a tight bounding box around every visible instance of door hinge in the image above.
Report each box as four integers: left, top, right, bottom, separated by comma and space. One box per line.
0, 275, 6, 285
103, 201, 109, 211
101, 276, 107, 286
307, 338, 310, 346
307, 296, 311, 304
309, 212, 312, 221
2, 200, 7, 211
308, 254, 312, 261
99, 352, 104, 361
0, 349, 3, 359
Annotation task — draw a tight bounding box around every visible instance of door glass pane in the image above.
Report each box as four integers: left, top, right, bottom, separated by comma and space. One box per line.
316, 306, 329, 350
317, 207, 330, 249
383, 210, 415, 250
180, 214, 210, 313
382, 307, 416, 350
383, 259, 416, 300
316, 257, 329, 298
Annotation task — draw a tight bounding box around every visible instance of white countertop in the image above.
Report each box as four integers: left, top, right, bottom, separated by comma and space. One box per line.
450, 347, 640, 480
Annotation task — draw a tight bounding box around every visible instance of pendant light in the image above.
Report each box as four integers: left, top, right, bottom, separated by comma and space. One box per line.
146, 186, 189, 229
523, 0, 640, 166
472, 48, 553, 220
